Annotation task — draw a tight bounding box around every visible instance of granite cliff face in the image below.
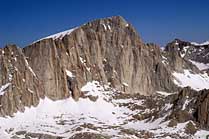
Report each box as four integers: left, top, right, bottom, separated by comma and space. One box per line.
165, 39, 209, 72
0, 45, 44, 116
24, 16, 178, 99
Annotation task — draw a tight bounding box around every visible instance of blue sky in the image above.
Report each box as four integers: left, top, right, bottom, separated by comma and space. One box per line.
0, 0, 209, 47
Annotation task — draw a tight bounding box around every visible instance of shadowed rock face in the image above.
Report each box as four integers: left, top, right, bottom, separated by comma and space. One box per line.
0, 16, 186, 115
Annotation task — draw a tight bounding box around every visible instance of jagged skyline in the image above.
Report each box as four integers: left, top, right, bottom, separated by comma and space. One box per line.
0, 0, 209, 47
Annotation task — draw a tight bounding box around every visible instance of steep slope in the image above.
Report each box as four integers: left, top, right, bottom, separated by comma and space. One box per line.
0, 45, 44, 116
23, 16, 178, 100
164, 39, 209, 91
165, 39, 209, 71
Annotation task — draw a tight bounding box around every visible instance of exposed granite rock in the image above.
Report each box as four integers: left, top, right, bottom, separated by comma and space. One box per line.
165, 39, 209, 72
0, 45, 44, 116
23, 16, 178, 98
167, 87, 209, 129
164, 39, 199, 72
69, 132, 110, 139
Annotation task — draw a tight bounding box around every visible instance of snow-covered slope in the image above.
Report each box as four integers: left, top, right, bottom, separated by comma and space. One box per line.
173, 70, 209, 91
0, 81, 206, 139
191, 41, 209, 46
189, 60, 209, 70
34, 27, 77, 43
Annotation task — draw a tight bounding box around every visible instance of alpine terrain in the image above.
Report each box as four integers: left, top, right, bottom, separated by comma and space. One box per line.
0, 16, 209, 139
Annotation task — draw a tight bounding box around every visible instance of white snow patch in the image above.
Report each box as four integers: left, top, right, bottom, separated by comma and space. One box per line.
191, 41, 209, 46
182, 99, 191, 110
102, 24, 107, 30
79, 57, 90, 71
8, 74, 12, 81
173, 70, 209, 91
0, 83, 11, 96
79, 57, 86, 64
160, 47, 165, 51
162, 55, 167, 60
180, 46, 190, 58
35, 27, 77, 42
162, 55, 168, 65
107, 24, 111, 30
122, 82, 129, 87
163, 103, 173, 111
190, 60, 209, 70
27, 88, 34, 94
201, 41, 209, 45
66, 70, 74, 78
156, 91, 174, 96
194, 130, 209, 139
24, 58, 36, 77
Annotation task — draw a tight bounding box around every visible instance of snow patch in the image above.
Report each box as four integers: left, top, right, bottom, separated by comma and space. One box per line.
194, 130, 209, 139
190, 60, 209, 70
79, 57, 90, 72
173, 70, 209, 91
34, 27, 77, 43
156, 91, 174, 96
107, 24, 111, 30
191, 41, 209, 46
66, 70, 74, 78
182, 99, 192, 110
122, 82, 129, 87
24, 58, 36, 77
102, 24, 107, 30
180, 46, 190, 58
0, 83, 11, 96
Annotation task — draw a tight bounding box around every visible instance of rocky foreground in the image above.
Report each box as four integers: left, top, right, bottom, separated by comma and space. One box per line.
0, 81, 208, 139
0, 16, 209, 138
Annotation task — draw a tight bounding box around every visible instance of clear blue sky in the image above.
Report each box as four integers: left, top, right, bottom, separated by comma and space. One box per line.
1, 0, 209, 47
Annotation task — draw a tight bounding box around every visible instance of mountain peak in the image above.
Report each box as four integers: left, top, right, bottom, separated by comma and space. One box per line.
33, 16, 129, 44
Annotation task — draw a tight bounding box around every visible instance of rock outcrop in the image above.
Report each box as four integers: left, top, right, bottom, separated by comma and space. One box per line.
165, 39, 209, 72
0, 45, 44, 116
167, 87, 209, 129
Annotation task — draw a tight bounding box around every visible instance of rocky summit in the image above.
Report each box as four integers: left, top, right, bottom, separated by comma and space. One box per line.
0, 16, 209, 139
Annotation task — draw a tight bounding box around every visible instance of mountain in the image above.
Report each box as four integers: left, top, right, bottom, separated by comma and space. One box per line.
0, 16, 209, 138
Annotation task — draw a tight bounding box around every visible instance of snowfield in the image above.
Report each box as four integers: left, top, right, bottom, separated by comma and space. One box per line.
173, 69, 209, 91
190, 60, 209, 71
0, 81, 208, 138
